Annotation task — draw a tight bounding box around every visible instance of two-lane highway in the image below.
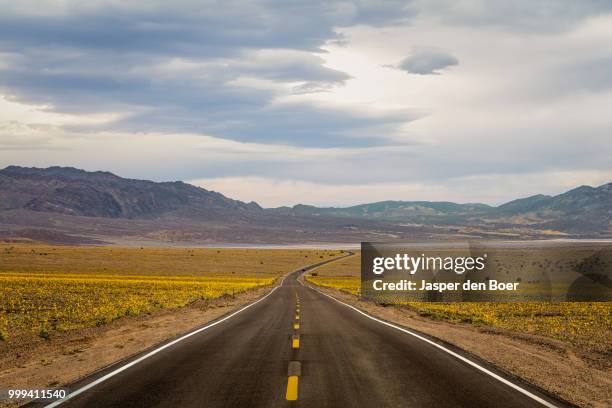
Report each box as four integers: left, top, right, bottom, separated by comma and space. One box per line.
35, 257, 566, 408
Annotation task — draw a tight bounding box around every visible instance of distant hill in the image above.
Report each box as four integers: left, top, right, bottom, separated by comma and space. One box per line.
496, 194, 552, 214
491, 184, 612, 234
0, 166, 261, 219
0, 165, 610, 242
273, 184, 612, 235
274, 201, 492, 219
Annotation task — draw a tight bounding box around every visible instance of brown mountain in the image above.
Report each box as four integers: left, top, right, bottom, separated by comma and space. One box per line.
0, 166, 421, 244
0, 166, 261, 219
0, 165, 610, 244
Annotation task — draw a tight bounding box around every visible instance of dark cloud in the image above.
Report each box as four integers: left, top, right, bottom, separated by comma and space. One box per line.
91, 103, 418, 148
422, 0, 612, 33
0, 1, 415, 55
397, 49, 458, 75
0, 0, 417, 147
0, 48, 419, 147
237, 52, 351, 84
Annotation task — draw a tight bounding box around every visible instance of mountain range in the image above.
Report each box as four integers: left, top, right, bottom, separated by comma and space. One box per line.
0, 165, 261, 218
274, 184, 611, 234
0, 165, 610, 244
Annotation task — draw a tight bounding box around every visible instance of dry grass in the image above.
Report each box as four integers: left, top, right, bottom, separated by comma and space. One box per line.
307, 253, 612, 354
0, 244, 341, 340
0, 244, 340, 277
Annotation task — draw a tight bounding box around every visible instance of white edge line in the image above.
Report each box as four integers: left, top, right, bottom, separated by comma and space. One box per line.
44, 275, 288, 407
299, 278, 559, 408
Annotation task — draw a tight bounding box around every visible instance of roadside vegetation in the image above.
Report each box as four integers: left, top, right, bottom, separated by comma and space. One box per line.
306, 253, 612, 354
0, 244, 341, 341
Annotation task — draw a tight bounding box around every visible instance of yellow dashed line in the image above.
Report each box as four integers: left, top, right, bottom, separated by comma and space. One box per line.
286, 376, 298, 400
286, 361, 301, 401
288, 292, 301, 400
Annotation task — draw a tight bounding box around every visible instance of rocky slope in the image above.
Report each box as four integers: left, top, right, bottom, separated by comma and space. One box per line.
0, 166, 261, 219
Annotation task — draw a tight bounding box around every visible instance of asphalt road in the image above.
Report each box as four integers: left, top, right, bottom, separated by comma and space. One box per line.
35, 257, 566, 408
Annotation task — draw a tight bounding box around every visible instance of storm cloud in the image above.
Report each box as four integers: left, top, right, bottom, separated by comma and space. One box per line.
0, 1, 418, 147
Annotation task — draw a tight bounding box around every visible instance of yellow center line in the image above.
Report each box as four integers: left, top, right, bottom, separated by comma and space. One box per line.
295, 315, 300, 320
286, 376, 298, 400
286, 361, 301, 400
293, 323, 300, 330
292, 334, 300, 349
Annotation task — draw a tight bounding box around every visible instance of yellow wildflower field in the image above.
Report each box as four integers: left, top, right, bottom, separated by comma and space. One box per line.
0, 244, 340, 340
306, 253, 612, 354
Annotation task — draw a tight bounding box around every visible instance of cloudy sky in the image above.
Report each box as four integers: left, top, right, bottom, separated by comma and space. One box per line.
1, 0, 611, 207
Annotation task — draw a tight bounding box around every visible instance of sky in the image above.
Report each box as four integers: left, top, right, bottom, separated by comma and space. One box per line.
1, 0, 611, 207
